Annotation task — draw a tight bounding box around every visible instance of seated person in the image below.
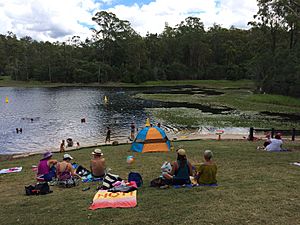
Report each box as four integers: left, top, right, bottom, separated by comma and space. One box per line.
164, 149, 193, 185
66, 138, 73, 147
37, 151, 57, 182
265, 133, 285, 152
56, 154, 80, 181
90, 149, 106, 178
195, 150, 217, 185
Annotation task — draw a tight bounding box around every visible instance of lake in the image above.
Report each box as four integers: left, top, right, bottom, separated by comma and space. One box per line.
0, 87, 164, 154
0, 86, 249, 155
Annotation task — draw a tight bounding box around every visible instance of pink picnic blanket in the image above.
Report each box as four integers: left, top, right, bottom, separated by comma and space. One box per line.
89, 190, 137, 210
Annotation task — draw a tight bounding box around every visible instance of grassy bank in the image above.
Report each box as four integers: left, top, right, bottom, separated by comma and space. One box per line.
136, 81, 300, 129
1, 140, 300, 225
0, 76, 253, 89
147, 108, 300, 129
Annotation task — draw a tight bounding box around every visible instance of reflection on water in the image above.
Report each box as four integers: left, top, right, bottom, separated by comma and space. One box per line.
0, 87, 162, 154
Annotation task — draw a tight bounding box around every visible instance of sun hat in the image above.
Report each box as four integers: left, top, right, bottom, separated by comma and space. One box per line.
42, 151, 53, 160
177, 148, 186, 156
92, 149, 103, 156
63, 153, 73, 160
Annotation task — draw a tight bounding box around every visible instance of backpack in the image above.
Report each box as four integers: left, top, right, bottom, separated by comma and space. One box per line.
25, 182, 52, 195
128, 172, 143, 188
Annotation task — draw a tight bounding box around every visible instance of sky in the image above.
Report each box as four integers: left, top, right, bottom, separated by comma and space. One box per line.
0, 0, 258, 42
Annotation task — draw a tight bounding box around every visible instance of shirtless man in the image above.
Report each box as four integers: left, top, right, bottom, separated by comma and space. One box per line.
90, 149, 106, 178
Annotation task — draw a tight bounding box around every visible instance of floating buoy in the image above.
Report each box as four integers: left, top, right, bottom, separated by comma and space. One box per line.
104, 96, 108, 104
5, 97, 9, 103
145, 118, 150, 127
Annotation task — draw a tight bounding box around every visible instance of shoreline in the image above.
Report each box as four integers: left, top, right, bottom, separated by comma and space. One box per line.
2, 133, 299, 161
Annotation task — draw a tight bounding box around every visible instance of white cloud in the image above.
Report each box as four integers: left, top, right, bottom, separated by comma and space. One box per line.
109, 0, 258, 35
0, 0, 258, 41
0, 0, 102, 41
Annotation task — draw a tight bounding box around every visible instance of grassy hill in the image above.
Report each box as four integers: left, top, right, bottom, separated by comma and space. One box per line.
1, 140, 300, 225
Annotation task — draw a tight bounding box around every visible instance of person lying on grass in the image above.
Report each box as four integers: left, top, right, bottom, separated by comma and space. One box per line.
37, 151, 57, 182
90, 149, 106, 178
194, 150, 217, 185
56, 154, 81, 181
163, 149, 193, 185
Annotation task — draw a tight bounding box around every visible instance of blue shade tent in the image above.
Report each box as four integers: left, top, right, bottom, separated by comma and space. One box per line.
131, 126, 170, 153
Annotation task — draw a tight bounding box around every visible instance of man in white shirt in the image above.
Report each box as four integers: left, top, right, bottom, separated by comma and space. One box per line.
265, 134, 284, 152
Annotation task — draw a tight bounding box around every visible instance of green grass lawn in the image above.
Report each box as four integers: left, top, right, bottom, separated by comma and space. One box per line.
1, 140, 300, 225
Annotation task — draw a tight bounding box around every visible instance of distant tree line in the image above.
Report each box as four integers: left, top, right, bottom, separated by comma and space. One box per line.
0, 0, 299, 97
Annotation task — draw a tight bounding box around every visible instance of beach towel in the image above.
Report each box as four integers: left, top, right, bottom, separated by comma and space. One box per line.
89, 190, 137, 210
0, 167, 22, 174
82, 174, 103, 183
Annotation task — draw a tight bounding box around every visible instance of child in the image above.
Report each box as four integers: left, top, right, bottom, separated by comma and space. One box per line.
60, 140, 65, 153
195, 150, 217, 185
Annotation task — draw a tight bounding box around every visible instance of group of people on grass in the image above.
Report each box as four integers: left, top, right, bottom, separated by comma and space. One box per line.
37, 149, 106, 183
36, 146, 217, 188
155, 148, 217, 188
36, 131, 291, 189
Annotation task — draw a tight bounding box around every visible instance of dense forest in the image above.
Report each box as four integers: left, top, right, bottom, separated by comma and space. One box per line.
0, 0, 299, 97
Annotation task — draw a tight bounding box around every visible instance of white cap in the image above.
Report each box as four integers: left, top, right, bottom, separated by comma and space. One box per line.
63, 153, 73, 160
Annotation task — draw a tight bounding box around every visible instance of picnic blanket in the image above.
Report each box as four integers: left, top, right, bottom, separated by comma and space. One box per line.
0, 167, 22, 174
89, 190, 137, 210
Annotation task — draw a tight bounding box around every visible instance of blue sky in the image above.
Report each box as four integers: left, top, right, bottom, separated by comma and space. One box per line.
0, 0, 258, 41
102, 0, 154, 8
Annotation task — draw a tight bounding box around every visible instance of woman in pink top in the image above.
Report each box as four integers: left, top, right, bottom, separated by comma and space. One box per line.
37, 151, 57, 181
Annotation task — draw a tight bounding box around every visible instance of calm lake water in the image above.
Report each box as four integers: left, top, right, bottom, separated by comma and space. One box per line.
0, 87, 169, 154
0, 86, 250, 155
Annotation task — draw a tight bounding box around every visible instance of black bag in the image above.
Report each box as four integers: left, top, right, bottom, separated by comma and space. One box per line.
150, 177, 167, 187
58, 177, 80, 188
25, 183, 52, 195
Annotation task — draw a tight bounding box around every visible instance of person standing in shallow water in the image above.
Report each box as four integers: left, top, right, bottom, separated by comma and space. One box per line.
60, 140, 65, 153
105, 127, 111, 143
130, 122, 135, 141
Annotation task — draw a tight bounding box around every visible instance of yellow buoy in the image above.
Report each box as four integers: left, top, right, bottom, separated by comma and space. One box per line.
104, 96, 108, 104
145, 118, 150, 127
5, 97, 9, 103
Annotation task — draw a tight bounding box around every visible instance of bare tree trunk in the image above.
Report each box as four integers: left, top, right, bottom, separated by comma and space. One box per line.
48, 63, 52, 82
98, 64, 101, 83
